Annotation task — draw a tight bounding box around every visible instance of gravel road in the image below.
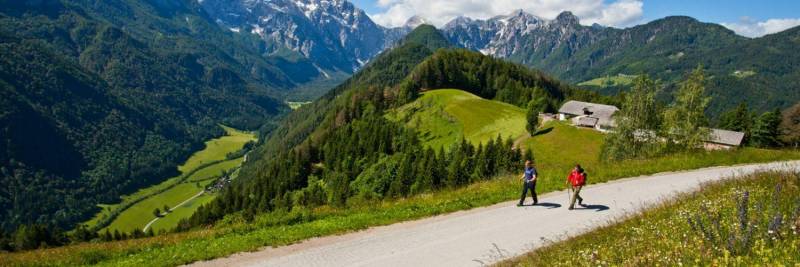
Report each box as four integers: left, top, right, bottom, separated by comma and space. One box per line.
190, 161, 800, 267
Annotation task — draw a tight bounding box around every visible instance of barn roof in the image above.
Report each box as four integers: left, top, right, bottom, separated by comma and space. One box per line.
706, 128, 745, 146
576, 116, 599, 127
558, 100, 619, 127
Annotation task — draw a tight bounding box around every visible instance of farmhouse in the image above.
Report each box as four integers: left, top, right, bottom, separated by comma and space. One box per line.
703, 128, 745, 150
558, 100, 619, 131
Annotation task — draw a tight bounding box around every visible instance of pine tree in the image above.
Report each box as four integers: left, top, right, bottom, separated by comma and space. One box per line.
718, 102, 753, 143
526, 100, 540, 136
751, 110, 782, 148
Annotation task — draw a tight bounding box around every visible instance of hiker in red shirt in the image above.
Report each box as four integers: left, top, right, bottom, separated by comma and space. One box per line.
566, 164, 587, 210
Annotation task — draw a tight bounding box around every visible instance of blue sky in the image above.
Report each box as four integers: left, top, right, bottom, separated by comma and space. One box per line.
352, 0, 800, 37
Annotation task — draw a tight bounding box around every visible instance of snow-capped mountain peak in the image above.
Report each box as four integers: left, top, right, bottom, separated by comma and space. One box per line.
200, 0, 405, 72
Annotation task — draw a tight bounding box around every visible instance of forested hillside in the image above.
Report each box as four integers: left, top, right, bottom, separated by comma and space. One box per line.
531, 17, 800, 116
0, 0, 303, 231
180, 25, 608, 228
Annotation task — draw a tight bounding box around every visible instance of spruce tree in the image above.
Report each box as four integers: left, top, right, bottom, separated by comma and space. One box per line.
751, 110, 782, 148
526, 100, 540, 136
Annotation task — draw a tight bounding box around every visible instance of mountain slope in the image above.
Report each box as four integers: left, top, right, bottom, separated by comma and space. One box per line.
0, 0, 295, 231
198, 0, 411, 98
442, 10, 800, 116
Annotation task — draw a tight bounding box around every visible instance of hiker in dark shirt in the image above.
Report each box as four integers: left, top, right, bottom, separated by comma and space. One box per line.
517, 160, 538, 206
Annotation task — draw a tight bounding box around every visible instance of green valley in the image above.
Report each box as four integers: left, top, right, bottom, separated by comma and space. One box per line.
84, 126, 256, 234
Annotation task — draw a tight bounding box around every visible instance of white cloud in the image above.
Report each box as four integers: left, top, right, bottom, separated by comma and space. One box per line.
369, 0, 643, 28
722, 17, 800, 38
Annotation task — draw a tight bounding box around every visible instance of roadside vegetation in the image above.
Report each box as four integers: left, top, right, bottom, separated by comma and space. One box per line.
497, 171, 800, 266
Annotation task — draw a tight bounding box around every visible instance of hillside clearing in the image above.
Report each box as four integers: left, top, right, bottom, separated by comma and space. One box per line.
387, 89, 527, 149
578, 74, 636, 87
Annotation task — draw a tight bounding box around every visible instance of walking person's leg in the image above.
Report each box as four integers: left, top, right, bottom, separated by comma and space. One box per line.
530, 180, 538, 205
518, 182, 529, 206
577, 186, 584, 206
568, 186, 580, 209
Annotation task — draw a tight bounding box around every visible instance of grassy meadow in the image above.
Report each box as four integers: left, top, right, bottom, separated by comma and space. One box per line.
4, 90, 800, 266
83, 126, 255, 234
387, 89, 527, 149
497, 171, 800, 266
578, 74, 636, 87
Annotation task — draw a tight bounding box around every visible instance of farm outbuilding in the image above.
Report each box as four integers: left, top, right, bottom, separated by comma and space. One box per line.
558, 100, 619, 131
703, 128, 745, 150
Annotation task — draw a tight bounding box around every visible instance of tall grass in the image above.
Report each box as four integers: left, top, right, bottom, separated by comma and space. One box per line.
497, 171, 800, 266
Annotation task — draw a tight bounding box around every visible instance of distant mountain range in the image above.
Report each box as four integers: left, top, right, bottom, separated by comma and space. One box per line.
439, 10, 800, 115
199, 2, 800, 114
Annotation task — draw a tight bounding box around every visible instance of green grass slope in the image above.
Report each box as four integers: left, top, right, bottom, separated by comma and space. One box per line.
387, 89, 527, 149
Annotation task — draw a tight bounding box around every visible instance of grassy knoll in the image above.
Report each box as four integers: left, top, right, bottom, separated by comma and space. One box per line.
578, 74, 636, 87
387, 89, 527, 149
498, 171, 800, 266
84, 126, 255, 233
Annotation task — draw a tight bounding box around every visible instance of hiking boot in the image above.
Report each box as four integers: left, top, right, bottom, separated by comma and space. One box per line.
578, 199, 584, 206
568, 206, 574, 210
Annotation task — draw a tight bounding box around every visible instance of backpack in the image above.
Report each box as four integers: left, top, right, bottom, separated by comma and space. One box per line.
575, 172, 586, 186
570, 171, 586, 186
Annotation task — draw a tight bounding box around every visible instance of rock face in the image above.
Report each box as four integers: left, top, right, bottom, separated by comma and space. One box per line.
199, 0, 408, 73
441, 10, 606, 65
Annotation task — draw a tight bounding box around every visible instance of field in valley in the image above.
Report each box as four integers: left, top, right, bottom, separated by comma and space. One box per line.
83, 126, 256, 234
